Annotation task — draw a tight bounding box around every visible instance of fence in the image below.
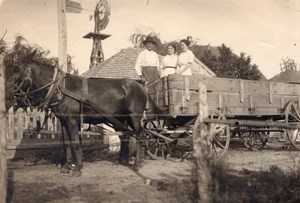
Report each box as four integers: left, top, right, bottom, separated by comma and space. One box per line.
5, 107, 120, 158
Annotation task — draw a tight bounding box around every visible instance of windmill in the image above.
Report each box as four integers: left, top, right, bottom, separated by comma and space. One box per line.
84, 0, 111, 69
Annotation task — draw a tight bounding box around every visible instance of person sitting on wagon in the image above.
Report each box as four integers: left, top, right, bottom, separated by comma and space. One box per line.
176, 39, 195, 76
159, 43, 178, 78
135, 36, 160, 85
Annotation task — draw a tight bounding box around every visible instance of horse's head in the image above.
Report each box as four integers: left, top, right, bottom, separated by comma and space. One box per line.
4, 50, 37, 110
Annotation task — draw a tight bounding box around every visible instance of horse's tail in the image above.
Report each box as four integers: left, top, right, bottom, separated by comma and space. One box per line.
147, 94, 164, 116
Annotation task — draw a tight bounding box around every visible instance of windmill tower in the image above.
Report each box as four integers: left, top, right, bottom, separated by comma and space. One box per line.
84, 0, 111, 69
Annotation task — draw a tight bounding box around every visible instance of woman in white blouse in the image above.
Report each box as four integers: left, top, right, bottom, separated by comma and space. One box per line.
160, 44, 178, 78
176, 39, 195, 76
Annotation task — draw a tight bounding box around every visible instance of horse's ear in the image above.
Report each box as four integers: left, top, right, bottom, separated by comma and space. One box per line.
24, 49, 37, 62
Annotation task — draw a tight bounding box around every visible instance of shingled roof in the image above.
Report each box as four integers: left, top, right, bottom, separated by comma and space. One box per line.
269, 70, 300, 83
81, 47, 215, 79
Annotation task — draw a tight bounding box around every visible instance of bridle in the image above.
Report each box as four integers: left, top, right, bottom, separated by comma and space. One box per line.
6, 59, 31, 96
7, 59, 65, 109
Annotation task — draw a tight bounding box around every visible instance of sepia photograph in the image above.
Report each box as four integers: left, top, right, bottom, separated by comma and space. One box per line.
1, 0, 300, 202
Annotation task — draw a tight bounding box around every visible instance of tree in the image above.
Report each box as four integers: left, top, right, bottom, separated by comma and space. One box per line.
3, 35, 78, 75
280, 57, 298, 72
199, 49, 218, 74
200, 44, 262, 80
0, 40, 7, 54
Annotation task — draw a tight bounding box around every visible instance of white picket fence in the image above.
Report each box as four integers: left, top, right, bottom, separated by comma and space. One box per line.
5, 108, 119, 158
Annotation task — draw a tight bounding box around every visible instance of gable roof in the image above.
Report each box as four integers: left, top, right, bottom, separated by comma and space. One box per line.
81, 47, 215, 79
269, 70, 300, 83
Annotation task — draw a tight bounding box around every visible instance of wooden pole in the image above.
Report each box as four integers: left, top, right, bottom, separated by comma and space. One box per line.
0, 54, 7, 203
193, 82, 212, 203
57, 0, 68, 72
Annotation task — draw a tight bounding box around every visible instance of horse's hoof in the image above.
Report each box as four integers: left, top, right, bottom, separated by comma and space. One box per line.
118, 158, 129, 166
60, 168, 70, 173
133, 161, 141, 172
133, 164, 140, 172
128, 157, 136, 166
72, 170, 82, 177
60, 164, 71, 173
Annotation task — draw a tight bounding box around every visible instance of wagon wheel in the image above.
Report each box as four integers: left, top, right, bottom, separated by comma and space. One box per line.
145, 135, 170, 159
238, 128, 269, 150
144, 119, 175, 159
208, 111, 231, 157
285, 98, 300, 150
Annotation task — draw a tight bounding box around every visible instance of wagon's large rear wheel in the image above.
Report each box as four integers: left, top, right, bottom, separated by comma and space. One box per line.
285, 98, 300, 150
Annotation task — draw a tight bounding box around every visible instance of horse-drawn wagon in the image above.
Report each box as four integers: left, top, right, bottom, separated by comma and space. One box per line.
145, 74, 300, 158
6, 51, 300, 176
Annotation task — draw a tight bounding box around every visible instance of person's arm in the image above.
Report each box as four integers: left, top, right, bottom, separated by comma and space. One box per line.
135, 52, 147, 84
155, 53, 160, 69
187, 51, 195, 64
135, 52, 143, 77
177, 63, 192, 75
177, 52, 194, 75
175, 56, 180, 74
159, 57, 165, 77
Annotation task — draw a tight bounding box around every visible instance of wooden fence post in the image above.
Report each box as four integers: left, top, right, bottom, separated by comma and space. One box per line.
0, 54, 7, 203
193, 82, 212, 202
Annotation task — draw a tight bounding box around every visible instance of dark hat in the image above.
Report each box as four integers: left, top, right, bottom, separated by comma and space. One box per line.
142, 36, 157, 45
180, 39, 190, 46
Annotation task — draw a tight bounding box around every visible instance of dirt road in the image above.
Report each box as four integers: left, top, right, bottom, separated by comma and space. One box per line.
6, 144, 300, 203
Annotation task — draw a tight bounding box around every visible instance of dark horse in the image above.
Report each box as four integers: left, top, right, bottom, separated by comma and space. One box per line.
4, 51, 160, 176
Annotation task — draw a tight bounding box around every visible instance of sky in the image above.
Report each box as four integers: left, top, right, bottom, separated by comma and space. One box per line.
1, 0, 300, 79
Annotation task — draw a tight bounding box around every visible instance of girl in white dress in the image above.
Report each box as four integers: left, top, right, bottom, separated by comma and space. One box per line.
177, 39, 195, 76
160, 44, 178, 78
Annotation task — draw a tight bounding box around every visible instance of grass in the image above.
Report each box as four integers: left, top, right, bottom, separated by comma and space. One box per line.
190, 155, 300, 203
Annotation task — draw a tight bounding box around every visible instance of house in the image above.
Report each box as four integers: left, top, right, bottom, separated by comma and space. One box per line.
81, 47, 215, 79
269, 70, 300, 83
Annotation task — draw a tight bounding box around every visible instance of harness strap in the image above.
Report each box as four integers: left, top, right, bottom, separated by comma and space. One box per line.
27, 64, 66, 109
82, 78, 89, 98
60, 88, 85, 102
60, 88, 133, 133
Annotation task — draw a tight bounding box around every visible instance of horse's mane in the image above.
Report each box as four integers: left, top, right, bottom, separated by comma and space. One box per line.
32, 58, 56, 69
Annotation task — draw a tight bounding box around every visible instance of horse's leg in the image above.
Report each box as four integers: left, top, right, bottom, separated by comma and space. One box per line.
63, 118, 83, 177
60, 123, 73, 173
118, 135, 129, 165
128, 114, 144, 171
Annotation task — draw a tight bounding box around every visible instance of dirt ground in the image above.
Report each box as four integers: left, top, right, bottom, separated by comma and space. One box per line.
6, 141, 300, 203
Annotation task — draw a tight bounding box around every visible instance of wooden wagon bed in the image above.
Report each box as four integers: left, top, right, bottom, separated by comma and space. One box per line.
147, 74, 300, 119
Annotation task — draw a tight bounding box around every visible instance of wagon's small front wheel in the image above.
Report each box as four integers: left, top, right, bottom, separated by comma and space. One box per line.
239, 129, 269, 150
208, 111, 231, 157
285, 98, 300, 150
143, 120, 174, 159
193, 111, 230, 158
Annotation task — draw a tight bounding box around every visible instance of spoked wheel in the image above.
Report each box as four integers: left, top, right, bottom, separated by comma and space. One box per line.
238, 128, 269, 150
144, 119, 175, 159
208, 111, 231, 157
145, 135, 171, 159
285, 98, 300, 150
